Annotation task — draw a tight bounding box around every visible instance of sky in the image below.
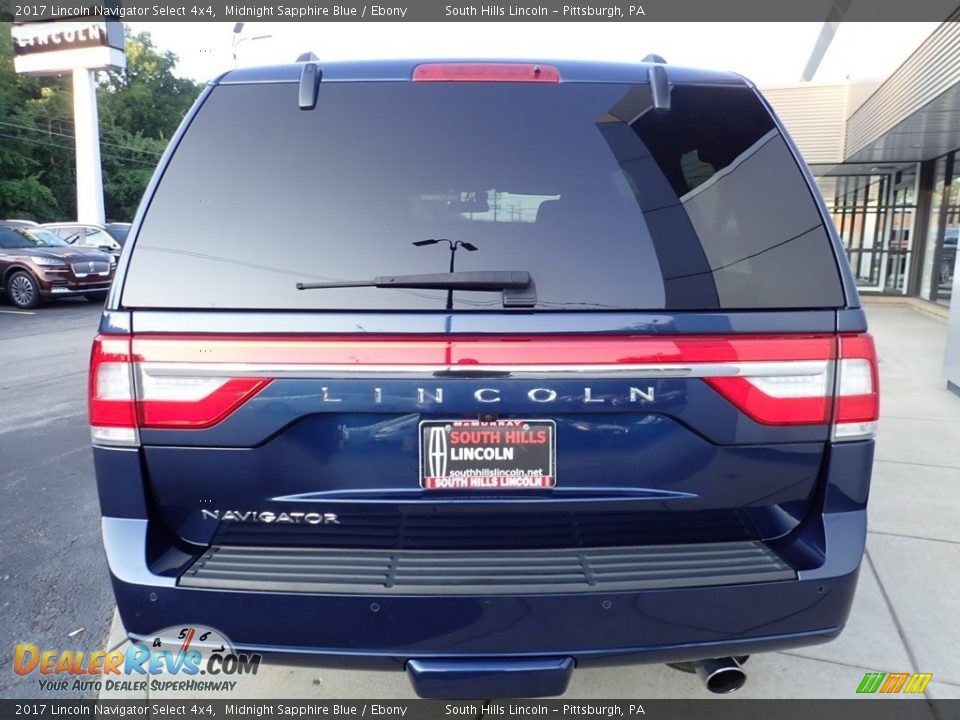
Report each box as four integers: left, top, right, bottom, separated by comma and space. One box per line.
134, 21, 941, 87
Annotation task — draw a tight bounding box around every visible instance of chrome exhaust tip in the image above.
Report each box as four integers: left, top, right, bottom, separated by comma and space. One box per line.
694, 657, 747, 694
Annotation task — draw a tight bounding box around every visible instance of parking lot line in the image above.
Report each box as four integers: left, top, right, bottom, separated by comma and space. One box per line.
0, 309, 35, 315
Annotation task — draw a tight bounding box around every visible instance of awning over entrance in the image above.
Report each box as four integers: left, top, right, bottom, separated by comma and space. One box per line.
845, 11, 960, 163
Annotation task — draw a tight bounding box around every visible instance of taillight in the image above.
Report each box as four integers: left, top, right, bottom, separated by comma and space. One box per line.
833, 334, 880, 440
136, 376, 269, 429
89, 336, 137, 445
413, 63, 560, 83
704, 373, 831, 425
703, 333, 879, 438
701, 336, 834, 426
89, 335, 271, 445
89, 332, 879, 446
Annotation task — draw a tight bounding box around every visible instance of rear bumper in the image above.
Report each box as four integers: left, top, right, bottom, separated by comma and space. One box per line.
103, 510, 864, 668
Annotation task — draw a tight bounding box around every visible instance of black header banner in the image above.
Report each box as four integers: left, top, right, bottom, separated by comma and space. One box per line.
6, 0, 960, 21
0, 700, 957, 719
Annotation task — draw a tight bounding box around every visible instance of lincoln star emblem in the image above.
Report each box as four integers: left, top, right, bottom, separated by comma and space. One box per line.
427, 425, 449, 477
88, 262, 94, 272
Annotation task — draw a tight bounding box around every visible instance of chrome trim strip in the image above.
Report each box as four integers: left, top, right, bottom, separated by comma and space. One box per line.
48, 284, 112, 295
138, 360, 829, 380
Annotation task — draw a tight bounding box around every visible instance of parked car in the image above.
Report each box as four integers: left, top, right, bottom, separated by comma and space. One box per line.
44, 222, 122, 258
0, 222, 115, 308
104, 222, 132, 246
91, 60, 879, 698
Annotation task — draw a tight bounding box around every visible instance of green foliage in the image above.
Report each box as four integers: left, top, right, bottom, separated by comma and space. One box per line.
0, 23, 202, 221
0, 176, 58, 218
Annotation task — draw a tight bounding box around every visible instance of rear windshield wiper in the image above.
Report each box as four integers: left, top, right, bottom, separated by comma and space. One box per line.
296, 271, 536, 308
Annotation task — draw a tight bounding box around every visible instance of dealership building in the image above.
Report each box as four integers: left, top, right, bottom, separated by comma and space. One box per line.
764, 12, 960, 312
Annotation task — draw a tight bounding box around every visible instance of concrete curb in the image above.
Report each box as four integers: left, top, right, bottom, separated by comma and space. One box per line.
104, 607, 128, 653
97, 609, 148, 701
861, 295, 949, 322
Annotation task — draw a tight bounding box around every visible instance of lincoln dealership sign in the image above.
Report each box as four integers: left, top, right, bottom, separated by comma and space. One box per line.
10, 17, 125, 224
14, 21, 109, 54
12, 20, 125, 74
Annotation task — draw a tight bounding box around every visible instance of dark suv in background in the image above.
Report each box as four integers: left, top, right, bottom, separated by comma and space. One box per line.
104, 222, 132, 246
0, 222, 115, 308
91, 60, 879, 698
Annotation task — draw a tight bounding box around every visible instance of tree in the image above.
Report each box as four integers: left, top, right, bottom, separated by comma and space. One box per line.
0, 22, 64, 219
99, 30, 202, 141
97, 28, 203, 220
0, 23, 202, 221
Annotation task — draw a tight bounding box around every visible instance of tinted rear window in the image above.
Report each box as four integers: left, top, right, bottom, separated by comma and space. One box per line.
122, 80, 844, 311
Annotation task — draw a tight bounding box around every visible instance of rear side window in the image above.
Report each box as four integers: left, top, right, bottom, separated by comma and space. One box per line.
0, 229, 22, 248
122, 80, 844, 311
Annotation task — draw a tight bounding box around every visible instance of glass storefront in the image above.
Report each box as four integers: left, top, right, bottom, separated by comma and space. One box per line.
813, 154, 960, 305
889, 172, 918, 295
920, 151, 958, 306
816, 166, 917, 294
769, 17, 960, 310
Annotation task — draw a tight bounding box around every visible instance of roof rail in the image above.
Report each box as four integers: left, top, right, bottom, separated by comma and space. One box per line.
296, 51, 319, 62
642, 54, 668, 64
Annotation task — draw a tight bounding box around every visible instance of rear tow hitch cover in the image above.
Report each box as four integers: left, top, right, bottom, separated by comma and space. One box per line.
406, 657, 574, 699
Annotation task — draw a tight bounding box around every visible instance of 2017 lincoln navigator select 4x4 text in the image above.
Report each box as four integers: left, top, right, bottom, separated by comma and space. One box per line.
91, 59, 879, 698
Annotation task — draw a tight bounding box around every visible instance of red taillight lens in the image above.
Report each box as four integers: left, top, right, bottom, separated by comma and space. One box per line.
702, 333, 879, 437
123, 334, 837, 365
704, 376, 832, 425
699, 336, 835, 425
89, 334, 271, 444
89, 332, 878, 445
137, 377, 269, 429
413, 63, 560, 83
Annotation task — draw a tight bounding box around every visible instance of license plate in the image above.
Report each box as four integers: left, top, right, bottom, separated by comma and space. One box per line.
419, 419, 556, 490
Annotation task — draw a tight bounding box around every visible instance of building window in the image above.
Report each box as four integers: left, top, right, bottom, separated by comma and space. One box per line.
941, 159, 959, 305
888, 168, 917, 294
920, 152, 957, 306
817, 165, 917, 294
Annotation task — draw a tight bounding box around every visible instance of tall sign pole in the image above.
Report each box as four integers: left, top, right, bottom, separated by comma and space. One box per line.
72, 66, 106, 223
11, 19, 125, 224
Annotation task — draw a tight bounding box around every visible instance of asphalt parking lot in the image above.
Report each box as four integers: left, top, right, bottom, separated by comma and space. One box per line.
0, 300, 114, 699
1, 300, 958, 702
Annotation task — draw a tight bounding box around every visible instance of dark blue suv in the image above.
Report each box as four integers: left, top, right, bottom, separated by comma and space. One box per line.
91, 59, 879, 698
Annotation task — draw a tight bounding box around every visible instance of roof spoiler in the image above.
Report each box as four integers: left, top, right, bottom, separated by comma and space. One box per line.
647, 64, 671, 112
642, 54, 670, 111
299, 62, 321, 110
